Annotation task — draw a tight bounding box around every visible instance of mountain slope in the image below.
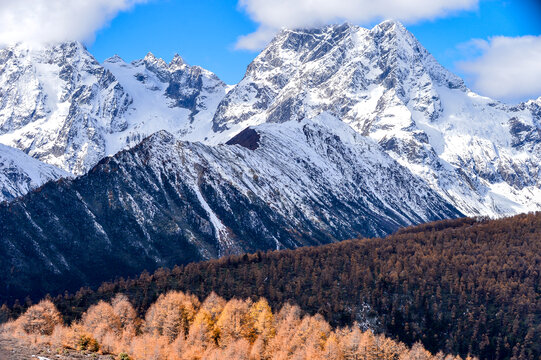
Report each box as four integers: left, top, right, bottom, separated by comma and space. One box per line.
0, 43, 227, 176
0, 42, 132, 175
0, 119, 460, 302
0, 19, 540, 307
212, 21, 541, 217
0, 143, 69, 202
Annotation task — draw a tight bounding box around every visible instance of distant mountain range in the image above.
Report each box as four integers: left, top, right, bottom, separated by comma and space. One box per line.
0, 20, 540, 301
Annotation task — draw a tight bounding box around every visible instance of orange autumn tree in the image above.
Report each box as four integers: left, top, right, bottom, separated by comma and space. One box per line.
112, 294, 138, 336
144, 290, 200, 342
15, 299, 62, 335
185, 292, 226, 351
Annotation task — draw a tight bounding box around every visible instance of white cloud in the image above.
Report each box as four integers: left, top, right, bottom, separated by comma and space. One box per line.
458, 36, 541, 103
0, 0, 147, 46
236, 0, 479, 50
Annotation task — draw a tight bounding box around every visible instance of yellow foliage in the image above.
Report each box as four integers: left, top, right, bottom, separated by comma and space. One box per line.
215, 298, 254, 346
266, 303, 302, 357
49, 324, 79, 349
112, 294, 138, 336
82, 300, 122, 338
290, 314, 331, 352
186, 308, 214, 351
130, 333, 169, 360
15, 299, 62, 335
1, 291, 474, 360
145, 291, 200, 342
250, 298, 275, 340
200, 292, 227, 321
186, 292, 226, 349
323, 333, 344, 360
401, 342, 435, 360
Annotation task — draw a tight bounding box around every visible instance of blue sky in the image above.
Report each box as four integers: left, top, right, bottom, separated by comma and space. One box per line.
86, 0, 541, 88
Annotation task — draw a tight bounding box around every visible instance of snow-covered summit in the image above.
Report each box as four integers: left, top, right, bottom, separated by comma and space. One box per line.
169, 54, 186, 70
0, 42, 227, 176
0, 41, 132, 174
0, 20, 539, 217
103, 50, 228, 143
211, 20, 541, 217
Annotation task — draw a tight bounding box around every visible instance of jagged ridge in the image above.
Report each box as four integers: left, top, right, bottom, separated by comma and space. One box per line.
0, 117, 460, 302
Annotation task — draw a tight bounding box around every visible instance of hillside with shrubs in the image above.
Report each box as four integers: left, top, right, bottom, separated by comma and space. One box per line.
1, 291, 471, 360
2, 213, 540, 359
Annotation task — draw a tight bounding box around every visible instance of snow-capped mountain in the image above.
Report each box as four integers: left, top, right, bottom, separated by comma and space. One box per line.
213, 21, 541, 217
102, 51, 228, 146
0, 42, 227, 175
0, 42, 132, 175
0, 143, 69, 202
2, 22, 538, 216
0, 120, 459, 301
2, 19, 541, 301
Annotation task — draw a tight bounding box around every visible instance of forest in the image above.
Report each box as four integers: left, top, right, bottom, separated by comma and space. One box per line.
2, 213, 540, 359
2, 291, 471, 360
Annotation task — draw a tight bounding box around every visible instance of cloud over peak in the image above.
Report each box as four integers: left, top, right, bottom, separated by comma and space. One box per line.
0, 0, 147, 47
458, 36, 541, 103
236, 0, 479, 50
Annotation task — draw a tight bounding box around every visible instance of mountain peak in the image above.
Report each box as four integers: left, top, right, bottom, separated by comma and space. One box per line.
375, 19, 407, 31
141, 51, 168, 69
104, 54, 125, 64
169, 53, 186, 70
265, 20, 424, 60
143, 51, 166, 64
3, 40, 85, 54
137, 130, 177, 149
276, 22, 355, 42
150, 129, 175, 141
370, 19, 419, 45
0, 143, 70, 202
143, 51, 157, 62
275, 20, 409, 43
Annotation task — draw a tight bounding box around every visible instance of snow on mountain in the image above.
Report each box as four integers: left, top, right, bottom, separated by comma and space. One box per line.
4, 19, 541, 300
0, 42, 228, 176
0, 143, 69, 202
0, 119, 459, 301
0, 19, 539, 217
102, 52, 228, 147
212, 20, 541, 217
0, 42, 132, 175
